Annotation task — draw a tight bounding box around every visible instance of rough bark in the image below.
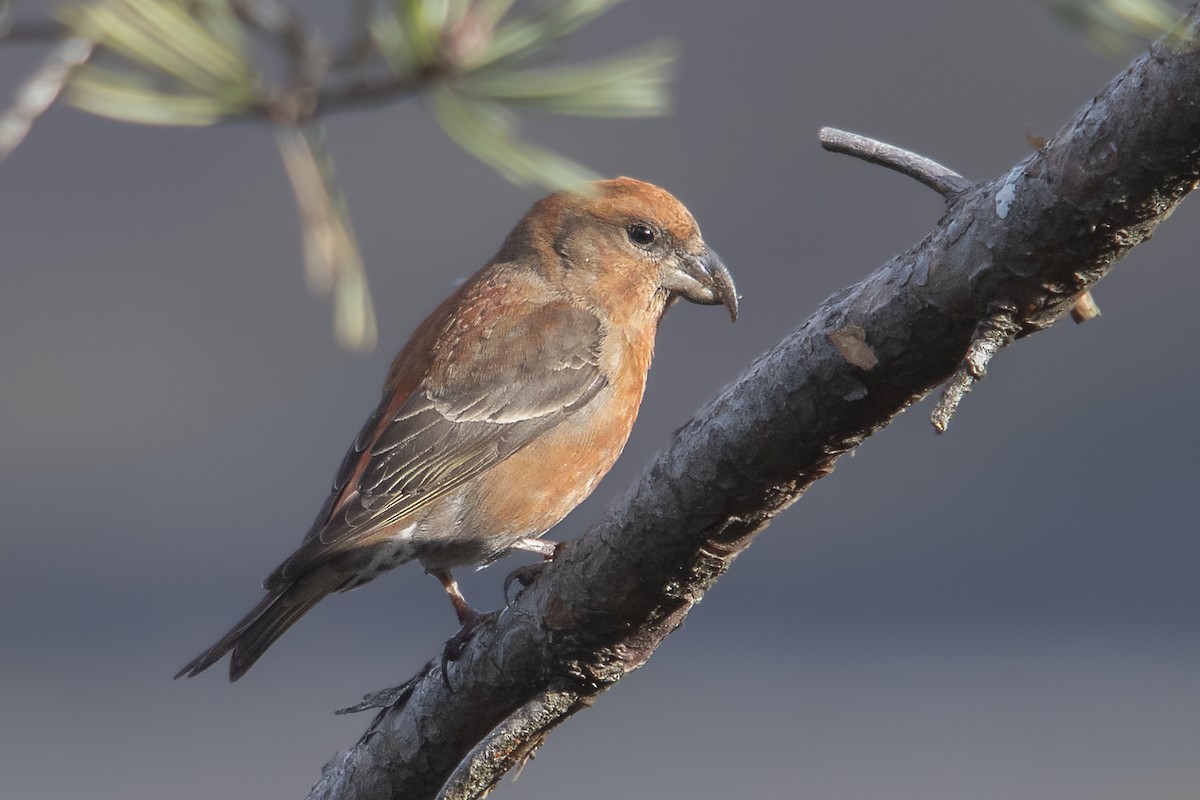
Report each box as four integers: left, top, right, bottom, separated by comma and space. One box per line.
308, 9, 1200, 799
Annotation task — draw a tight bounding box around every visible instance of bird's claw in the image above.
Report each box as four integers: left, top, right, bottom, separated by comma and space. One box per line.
503, 563, 546, 606
439, 609, 496, 692
503, 541, 569, 606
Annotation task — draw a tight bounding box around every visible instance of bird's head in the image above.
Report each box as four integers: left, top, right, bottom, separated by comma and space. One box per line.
510, 177, 738, 323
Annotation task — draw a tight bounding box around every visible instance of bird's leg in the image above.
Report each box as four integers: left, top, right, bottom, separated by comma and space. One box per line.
431, 568, 479, 626
503, 539, 568, 606
431, 568, 493, 691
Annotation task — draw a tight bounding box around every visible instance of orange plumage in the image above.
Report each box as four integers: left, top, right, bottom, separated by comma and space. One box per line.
177, 177, 737, 681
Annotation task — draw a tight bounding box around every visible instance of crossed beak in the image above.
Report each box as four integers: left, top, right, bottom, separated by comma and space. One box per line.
668, 245, 739, 321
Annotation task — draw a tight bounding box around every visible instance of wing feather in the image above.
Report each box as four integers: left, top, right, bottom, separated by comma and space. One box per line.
266, 300, 606, 589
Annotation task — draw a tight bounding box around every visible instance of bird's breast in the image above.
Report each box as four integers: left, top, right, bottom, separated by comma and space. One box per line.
457, 327, 654, 555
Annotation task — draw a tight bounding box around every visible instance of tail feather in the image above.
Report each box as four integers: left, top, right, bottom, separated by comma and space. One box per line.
175, 584, 326, 682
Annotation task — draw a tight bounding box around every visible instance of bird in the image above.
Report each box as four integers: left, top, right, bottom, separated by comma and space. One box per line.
176, 177, 738, 681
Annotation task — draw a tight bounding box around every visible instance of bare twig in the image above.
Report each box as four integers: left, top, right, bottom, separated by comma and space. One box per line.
930, 308, 1022, 433
819, 127, 973, 198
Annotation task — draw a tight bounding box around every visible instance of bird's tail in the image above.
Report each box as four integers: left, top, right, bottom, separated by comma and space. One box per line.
175, 583, 325, 682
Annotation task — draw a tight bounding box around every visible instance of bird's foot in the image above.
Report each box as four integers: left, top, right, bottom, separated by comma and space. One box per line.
440, 608, 496, 691
503, 563, 545, 606
503, 541, 568, 606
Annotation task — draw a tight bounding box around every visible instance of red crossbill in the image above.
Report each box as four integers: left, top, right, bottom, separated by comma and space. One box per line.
177, 177, 737, 681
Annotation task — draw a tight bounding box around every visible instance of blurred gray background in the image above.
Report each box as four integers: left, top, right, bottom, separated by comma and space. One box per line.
2, 2, 1197, 798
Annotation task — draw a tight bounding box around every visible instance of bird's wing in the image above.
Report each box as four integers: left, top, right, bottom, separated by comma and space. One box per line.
265, 301, 606, 588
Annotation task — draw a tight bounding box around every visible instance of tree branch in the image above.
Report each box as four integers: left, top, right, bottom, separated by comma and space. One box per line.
434, 689, 584, 800
819, 127, 973, 198
308, 7, 1200, 798
230, 0, 441, 122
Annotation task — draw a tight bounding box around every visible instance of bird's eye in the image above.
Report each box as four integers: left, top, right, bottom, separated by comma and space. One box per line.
626, 223, 656, 247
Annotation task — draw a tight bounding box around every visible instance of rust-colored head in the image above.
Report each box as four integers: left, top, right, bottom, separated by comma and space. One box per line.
501, 177, 738, 323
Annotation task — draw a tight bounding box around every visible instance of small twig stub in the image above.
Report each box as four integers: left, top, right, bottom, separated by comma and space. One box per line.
930, 309, 1022, 433
1071, 290, 1102, 323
